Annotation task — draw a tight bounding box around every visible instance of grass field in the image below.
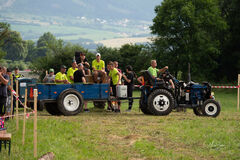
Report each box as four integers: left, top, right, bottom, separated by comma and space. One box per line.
1, 89, 240, 160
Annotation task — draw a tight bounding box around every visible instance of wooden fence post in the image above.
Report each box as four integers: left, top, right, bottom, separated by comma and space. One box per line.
16, 80, 19, 130
10, 78, 13, 119
22, 88, 27, 145
34, 89, 38, 158
238, 74, 240, 111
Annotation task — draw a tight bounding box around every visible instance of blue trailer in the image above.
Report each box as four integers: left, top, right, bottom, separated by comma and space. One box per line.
27, 83, 110, 116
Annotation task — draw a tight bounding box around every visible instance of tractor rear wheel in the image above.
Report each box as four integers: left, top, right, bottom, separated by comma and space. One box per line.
201, 99, 221, 117
147, 89, 174, 116
57, 89, 84, 116
139, 92, 152, 115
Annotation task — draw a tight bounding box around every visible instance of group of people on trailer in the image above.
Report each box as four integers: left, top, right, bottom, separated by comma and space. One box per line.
0, 52, 173, 117
42, 51, 172, 113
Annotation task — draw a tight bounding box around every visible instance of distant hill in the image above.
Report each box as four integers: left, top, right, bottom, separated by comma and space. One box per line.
0, 0, 162, 48
0, 0, 160, 21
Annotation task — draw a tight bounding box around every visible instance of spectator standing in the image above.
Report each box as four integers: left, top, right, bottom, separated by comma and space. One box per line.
67, 60, 78, 84
113, 61, 122, 74
92, 53, 106, 83
43, 68, 55, 83
122, 65, 134, 112
55, 65, 70, 84
12, 67, 23, 80
108, 62, 121, 112
0, 66, 9, 116
6, 68, 13, 117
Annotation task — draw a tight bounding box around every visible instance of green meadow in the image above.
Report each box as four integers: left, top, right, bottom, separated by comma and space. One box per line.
1, 89, 240, 160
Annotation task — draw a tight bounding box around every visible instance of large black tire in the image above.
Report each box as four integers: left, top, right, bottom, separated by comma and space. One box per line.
147, 89, 174, 116
93, 101, 106, 109
57, 89, 84, 116
45, 103, 62, 115
38, 102, 44, 111
201, 99, 221, 117
139, 93, 152, 115
193, 107, 204, 116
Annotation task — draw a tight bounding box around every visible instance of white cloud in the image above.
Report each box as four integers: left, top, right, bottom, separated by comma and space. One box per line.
0, 0, 15, 10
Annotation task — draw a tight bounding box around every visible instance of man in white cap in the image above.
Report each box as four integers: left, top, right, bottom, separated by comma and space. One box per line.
92, 53, 106, 83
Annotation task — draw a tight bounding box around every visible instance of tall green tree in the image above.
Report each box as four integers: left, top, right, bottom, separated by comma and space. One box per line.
151, 0, 227, 81
25, 40, 37, 62
35, 32, 61, 57
217, 0, 240, 81
2, 31, 27, 60
97, 44, 152, 74
31, 39, 94, 80
0, 22, 10, 43
0, 22, 10, 59
119, 44, 152, 74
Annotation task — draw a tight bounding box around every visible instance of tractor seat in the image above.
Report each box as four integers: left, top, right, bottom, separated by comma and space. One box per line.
140, 70, 164, 86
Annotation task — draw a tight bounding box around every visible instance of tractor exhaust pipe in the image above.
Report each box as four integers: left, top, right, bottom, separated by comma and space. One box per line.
188, 63, 191, 83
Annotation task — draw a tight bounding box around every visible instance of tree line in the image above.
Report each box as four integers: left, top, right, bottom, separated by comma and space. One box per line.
0, 0, 239, 83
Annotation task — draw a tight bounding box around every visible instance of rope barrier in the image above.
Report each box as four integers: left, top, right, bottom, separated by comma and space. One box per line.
212, 85, 240, 89
1, 111, 35, 119
11, 89, 33, 111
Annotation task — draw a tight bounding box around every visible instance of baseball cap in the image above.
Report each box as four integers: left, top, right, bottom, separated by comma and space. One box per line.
61, 65, 67, 69
49, 68, 54, 73
96, 53, 101, 57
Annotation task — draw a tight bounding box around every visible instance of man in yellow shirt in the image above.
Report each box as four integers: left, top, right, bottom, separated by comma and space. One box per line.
67, 60, 78, 84
108, 61, 121, 112
148, 60, 168, 79
92, 53, 106, 83
55, 65, 70, 84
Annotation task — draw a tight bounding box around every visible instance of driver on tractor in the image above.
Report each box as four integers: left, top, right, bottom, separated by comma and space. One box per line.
148, 60, 168, 80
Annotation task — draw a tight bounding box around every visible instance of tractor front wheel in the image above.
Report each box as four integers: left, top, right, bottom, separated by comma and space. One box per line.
201, 99, 221, 117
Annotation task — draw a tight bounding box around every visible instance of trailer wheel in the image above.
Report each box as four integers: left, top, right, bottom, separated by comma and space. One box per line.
93, 101, 106, 109
201, 99, 221, 117
57, 89, 84, 116
147, 89, 174, 116
139, 93, 152, 115
193, 107, 203, 116
38, 102, 44, 111
45, 103, 62, 115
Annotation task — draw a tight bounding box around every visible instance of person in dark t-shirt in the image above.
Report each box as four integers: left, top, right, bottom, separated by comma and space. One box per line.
74, 63, 86, 83
122, 65, 134, 112
0, 66, 9, 115
74, 63, 89, 112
